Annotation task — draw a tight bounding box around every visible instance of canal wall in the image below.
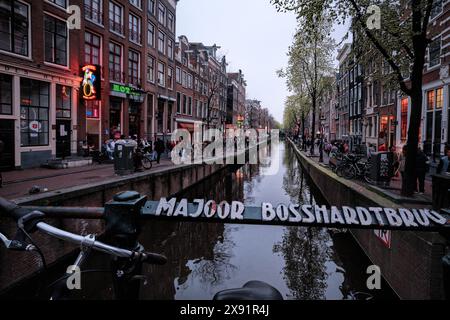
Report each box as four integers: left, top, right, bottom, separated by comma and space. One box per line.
0, 160, 230, 294
288, 139, 447, 300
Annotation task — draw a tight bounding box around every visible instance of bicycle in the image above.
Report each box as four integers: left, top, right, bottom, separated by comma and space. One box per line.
337, 154, 374, 184
141, 150, 156, 170
0, 193, 283, 300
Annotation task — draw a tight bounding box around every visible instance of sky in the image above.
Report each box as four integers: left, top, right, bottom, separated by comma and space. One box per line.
176, 0, 349, 123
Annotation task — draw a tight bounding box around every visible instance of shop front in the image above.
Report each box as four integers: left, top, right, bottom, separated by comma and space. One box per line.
0, 65, 80, 169
109, 83, 145, 139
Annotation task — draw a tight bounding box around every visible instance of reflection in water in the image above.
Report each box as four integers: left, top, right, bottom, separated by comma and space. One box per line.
138, 142, 396, 300
1, 142, 397, 300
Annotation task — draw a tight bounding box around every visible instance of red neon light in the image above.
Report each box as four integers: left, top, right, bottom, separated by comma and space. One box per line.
82, 65, 97, 72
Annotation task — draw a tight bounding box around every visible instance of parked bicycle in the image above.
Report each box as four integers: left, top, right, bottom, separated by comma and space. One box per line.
336, 154, 374, 184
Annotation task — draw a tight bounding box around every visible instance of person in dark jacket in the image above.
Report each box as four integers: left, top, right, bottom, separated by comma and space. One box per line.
154, 138, 165, 164
415, 147, 428, 194
437, 145, 450, 174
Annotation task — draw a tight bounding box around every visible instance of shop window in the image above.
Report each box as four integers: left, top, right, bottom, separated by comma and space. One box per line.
86, 100, 100, 118
56, 85, 71, 118
0, 74, 12, 115
20, 79, 50, 146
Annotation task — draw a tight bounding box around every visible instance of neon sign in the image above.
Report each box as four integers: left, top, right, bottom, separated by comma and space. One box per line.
81, 65, 101, 100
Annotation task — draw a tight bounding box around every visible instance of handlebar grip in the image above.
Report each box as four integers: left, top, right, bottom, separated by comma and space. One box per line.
141, 252, 168, 265
0, 197, 31, 221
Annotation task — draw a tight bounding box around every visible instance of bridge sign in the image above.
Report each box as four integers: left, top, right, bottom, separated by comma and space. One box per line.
141, 198, 450, 232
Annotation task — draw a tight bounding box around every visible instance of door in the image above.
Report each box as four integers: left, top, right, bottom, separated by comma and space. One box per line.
0, 120, 15, 170
56, 120, 71, 159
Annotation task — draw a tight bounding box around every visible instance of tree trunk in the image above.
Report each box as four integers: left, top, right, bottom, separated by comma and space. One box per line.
404, 53, 425, 196
310, 98, 316, 155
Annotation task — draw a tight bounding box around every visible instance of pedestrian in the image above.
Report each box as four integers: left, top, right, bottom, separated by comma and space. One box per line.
389, 146, 400, 178
155, 138, 165, 164
0, 139, 4, 188
399, 145, 407, 196
437, 145, 450, 174
415, 147, 428, 194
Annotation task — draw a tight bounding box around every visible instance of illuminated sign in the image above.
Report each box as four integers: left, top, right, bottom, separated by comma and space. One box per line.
111, 83, 142, 96
141, 199, 450, 232
81, 65, 101, 100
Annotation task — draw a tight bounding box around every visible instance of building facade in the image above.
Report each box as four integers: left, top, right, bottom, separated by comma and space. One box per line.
227, 70, 246, 129
0, 0, 179, 169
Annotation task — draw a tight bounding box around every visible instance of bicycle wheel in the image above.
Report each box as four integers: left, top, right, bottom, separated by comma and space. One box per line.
342, 165, 356, 180
142, 157, 153, 170
363, 164, 374, 184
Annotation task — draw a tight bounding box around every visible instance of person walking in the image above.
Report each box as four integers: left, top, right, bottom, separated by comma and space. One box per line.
399, 145, 407, 196
155, 138, 165, 165
0, 139, 4, 188
437, 145, 450, 174
415, 147, 429, 194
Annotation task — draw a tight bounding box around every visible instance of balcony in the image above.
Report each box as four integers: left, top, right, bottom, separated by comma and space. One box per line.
84, 5, 103, 25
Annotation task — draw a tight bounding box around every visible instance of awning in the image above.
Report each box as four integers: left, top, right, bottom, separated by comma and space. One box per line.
178, 123, 195, 132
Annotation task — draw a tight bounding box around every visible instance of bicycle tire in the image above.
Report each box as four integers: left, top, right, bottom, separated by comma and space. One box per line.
142, 157, 153, 170
342, 165, 356, 180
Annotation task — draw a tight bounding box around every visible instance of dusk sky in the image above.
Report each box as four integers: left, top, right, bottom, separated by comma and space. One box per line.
177, 0, 349, 123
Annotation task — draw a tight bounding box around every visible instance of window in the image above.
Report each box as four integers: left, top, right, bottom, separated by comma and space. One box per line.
147, 21, 155, 47
182, 94, 187, 114
86, 101, 100, 118
167, 12, 174, 32
182, 71, 187, 87
188, 97, 192, 115
56, 85, 71, 118
128, 50, 140, 85
20, 79, 50, 147
187, 74, 193, 89
167, 39, 174, 60
427, 90, 435, 110
129, 0, 141, 9
109, 42, 122, 82
158, 3, 166, 25
84, 0, 103, 25
109, 1, 124, 34
148, 0, 155, 15
431, 0, 442, 19
167, 67, 173, 90
47, 0, 67, 8
176, 67, 181, 84
0, 0, 29, 56
129, 14, 141, 44
85, 31, 101, 65
436, 87, 443, 109
0, 74, 12, 115
44, 15, 67, 66
401, 98, 408, 142
158, 30, 165, 54
429, 37, 441, 68
176, 92, 181, 114
157, 61, 165, 87
147, 55, 155, 83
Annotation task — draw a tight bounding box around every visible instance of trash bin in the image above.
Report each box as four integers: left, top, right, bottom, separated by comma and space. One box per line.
369, 152, 394, 186
114, 143, 135, 176
431, 174, 450, 210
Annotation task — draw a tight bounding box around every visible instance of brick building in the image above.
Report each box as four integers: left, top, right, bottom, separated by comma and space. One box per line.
395, 0, 450, 159
227, 70, 246, 129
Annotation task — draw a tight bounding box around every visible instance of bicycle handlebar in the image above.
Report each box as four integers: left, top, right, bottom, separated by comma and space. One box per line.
0, 196, 167, 266
36, 222, 167, 265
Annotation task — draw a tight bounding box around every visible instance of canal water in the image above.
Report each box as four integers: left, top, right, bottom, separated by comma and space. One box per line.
138, 142, 397, 300
1, 142, 397, 300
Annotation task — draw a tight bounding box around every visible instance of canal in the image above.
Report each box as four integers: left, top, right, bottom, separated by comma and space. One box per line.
137, 142, 397, 300
1, 142, 397, 300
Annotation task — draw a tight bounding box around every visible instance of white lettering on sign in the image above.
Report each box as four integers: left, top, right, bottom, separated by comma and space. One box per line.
151, 199, 448, 230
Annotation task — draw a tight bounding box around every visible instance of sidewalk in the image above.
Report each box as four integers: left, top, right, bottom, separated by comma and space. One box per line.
298, 144, 432, 205
0, 159, 174, 200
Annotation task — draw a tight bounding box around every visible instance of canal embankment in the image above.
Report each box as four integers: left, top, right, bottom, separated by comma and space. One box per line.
0, 145, 261, 293
287, 138, 447, 300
